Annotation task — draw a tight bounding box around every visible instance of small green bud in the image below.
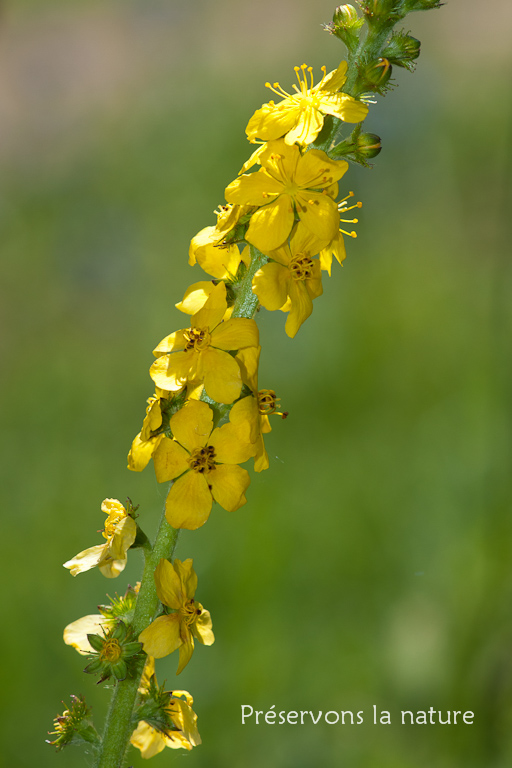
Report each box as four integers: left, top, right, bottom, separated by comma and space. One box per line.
361, 58, 393, 92
325, 5, 364, 53
47, 695, 100, 752
356, 132, 382, 158
382, 31, 421, 70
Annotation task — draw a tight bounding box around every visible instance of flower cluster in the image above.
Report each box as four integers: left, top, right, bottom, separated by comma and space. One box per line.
54, 5, 405, 756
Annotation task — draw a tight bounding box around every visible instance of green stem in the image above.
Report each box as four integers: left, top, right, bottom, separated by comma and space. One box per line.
94, 503, 178, 768
94, 243, 264, 767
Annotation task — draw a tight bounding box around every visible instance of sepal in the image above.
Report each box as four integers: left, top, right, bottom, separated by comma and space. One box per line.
46, 695, 100, 752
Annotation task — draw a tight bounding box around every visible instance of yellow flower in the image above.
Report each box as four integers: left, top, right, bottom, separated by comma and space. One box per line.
246, 62, 368, 146
139, 558, 214, 673
130, 689, 201, 756
150, 281, 259, 404
252, 223, 324, 337
63, 499, 136, 578
225, 139, 348, 252
153, 399, 254, 530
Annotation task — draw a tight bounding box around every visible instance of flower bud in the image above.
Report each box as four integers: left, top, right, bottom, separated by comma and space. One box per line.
356, 132, 382, 159
362, 58, 393, 92
327, 4, 364, 52
382, 32, 421, 70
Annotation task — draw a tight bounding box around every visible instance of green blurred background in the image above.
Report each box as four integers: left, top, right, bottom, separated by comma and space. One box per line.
2, 0, 512, 766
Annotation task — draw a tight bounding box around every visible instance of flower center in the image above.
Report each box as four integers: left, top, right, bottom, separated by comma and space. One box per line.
289, 253, 315, 281
188, 446, 216, 474
258, 389, 279, 415
103, 512, 126, 540
184, 327, 211, 351
99, 639, 123, 664
180, 598, 202, 627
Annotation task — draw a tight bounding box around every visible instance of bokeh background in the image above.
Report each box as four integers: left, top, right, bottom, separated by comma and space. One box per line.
2, 1, 512, 766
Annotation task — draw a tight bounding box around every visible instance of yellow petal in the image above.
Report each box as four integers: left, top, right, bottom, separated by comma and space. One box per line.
295, 150, 348, 188
169, 400, 212, 453
260, 139, 301, 181
196, 241, 243, 280
152, 330, 188, 356
211, 317, 259, 351
208, 419, 256, 464
235, 346, 260, 393
284, 105, 324, 146
254, 435, 270, 472
154, 558, 184, 609
165, 471, 212, 530
320, 60, 348, 91
191, 280, 227, 331
153, 437, 190, 483
63, 544, 105, 576
246, 101, 299, 142
225, 169, 283, 206
130, 721, 167, 758
106, 516, 137, 562
139, 614, 182, 659
252, 262, 290, 310
63, 614, 109, 654
175, 281, 216, 315
284, 279, 314, 338
245, 195, 294, 252
173, 558, 197, 600
188, 225, 219, 266
209, 464, 250, 512
192, 607, 215, 646
128, 432, 163, 472
150, 351, 190, 392
296, 191, 339, 243
336, 93, 369, 123
177, 634, 194, 674
227, 394, 260, 444
201, 347, 242, 404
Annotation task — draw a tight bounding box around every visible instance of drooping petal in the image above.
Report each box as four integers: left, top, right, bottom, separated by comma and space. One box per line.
305, 260, 324, 301
208, 419, 256, 464
211, 317, 259, 351
201, 347, 242, 404
169, 400, 213, 453
153, 437, 190, 483
139, 614, 182, 659
209, 464, 250, 512
168, 694, 201, 747
196, 241, 244, 280
188, 225, 219, 266
154, 558, 184, 609
254, 436, 270, 472
192, 607, 215, 646
226, 394, 260, 444
105, 516, 137, 562
128, 431, 160, 472
235, 345, 260, 393
252, 262, 290, 311
245, 195, 294, 252
63, 614, 110, 655
176, 633, 194, 675
319, 230, 347, 275
165, 471, 213, 530
150, 351, 191, 392
284, 280, 314, 338
225, 169, 283, 206
63, 544, 105, 576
